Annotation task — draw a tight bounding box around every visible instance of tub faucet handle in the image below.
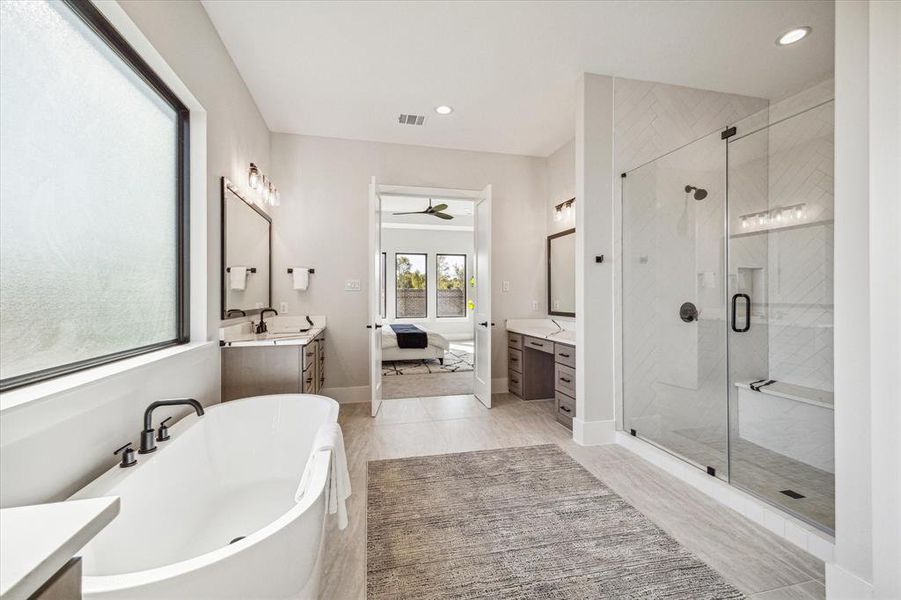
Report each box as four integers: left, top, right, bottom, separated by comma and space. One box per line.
114, 442, 137, 468
156, 417, 172, 442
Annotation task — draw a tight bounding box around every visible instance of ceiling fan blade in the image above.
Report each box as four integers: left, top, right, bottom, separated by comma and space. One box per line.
392, 211, 425, 215
430, 203, 449, 212
433, 212, 454, 220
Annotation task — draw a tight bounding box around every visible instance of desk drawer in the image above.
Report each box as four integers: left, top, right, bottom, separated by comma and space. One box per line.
508, 369, 523, 397
508, 332, 523, 349
508, 347, 523, 373
555, 363, 576, 396
524, 336, 553, 354
555, 391, 575, 429
554, 343, 575, 368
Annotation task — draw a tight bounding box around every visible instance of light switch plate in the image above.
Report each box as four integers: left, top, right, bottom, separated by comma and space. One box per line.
502, 280, 510, 292
279, 302, 288, 313
344, 279, 361, 291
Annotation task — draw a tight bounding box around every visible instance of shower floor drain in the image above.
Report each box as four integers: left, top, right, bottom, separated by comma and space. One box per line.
229, 536, 246, 544
779, 489, 806, 499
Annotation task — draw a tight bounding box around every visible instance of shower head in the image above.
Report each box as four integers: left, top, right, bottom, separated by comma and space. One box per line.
684, 185, 708, 200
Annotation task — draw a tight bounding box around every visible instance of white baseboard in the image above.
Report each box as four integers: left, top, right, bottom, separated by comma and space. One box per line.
491, 377, 508, 394
321, 385, 369, 404
825, 563, 874, 599
573, 418, 616, 445
616, 432, 835, 562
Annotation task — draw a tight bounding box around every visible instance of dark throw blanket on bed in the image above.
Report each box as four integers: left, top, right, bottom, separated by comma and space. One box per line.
390, 324, 428, 349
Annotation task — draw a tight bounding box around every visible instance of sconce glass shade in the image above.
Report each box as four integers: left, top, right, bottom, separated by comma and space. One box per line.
248, 163, 260, 190
272, 187, 281, 206
554, 207, 562, 222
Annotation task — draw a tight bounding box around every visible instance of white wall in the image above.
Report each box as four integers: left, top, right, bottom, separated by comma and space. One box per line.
829, 1, 901, 598
546, 139, 576, 236
0, 0, 271, 507
270, 134, 547, 394
381, 227, 474, 338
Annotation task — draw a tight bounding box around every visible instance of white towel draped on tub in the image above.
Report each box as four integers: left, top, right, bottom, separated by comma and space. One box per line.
295, 422, 352, 529
229, 266, 248, 291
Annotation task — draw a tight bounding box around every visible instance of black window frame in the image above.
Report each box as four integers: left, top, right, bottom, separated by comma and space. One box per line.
395, 252, 428, 319
435, 253, 467, 318
0, 0, 190, 392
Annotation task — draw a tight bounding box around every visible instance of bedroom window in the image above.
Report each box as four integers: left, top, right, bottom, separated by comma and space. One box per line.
380, 252, 387, 318
436, 254, 466, 318
0, 0, 190, 391
395, 253, 427, 318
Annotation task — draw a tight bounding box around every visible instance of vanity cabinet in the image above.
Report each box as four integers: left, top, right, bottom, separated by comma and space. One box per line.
222, 332, 326, 402
507, 331, 576, 429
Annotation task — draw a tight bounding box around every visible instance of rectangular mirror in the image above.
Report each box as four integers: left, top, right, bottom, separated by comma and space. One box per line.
548, 227, 575, 317
221, 177, 271, 319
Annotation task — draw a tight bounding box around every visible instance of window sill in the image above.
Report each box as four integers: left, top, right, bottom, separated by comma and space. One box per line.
0, 342, 215, 414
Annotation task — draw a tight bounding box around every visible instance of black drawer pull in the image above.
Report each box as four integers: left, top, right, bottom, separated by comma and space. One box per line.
560, 405, 572, 413
510, 378, 519, 384
511, 357, 519, 361
530, 341, 543, 347
558, 353, 570, 358
560, 377, 572, 383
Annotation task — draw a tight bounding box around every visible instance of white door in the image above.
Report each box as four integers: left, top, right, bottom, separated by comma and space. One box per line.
368, 177, 383, 416
473, 184, 492, 408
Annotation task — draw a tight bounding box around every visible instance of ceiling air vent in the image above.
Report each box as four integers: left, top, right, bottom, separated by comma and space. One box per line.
398, 113, 425, 126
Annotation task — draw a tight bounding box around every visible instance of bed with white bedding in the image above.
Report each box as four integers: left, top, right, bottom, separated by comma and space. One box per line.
381, 325, 450, 363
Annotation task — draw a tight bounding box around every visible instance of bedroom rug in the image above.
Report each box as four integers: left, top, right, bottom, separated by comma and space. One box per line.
367, 444, 744, 600
382, 348, 473, 376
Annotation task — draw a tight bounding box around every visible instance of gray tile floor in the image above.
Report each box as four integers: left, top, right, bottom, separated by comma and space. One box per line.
320, 394, 825, 600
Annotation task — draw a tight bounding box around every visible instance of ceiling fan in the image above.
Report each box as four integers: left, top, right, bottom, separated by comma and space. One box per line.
392, 199, 453, 220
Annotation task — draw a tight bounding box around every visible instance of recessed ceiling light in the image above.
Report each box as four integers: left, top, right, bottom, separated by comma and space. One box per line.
776, 26, 811, 46
435, 105, 453, 115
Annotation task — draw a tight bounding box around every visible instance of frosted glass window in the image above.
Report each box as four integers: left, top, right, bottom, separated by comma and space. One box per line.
0, 0, 189, 389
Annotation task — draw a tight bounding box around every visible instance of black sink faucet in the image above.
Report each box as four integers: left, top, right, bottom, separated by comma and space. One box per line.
139, 398, 204, 454
255, 308, 278, 334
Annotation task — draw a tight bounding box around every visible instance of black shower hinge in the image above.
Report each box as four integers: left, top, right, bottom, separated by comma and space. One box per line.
706, 466, 716, 477
721, 126, 737, 140
630, 428, 637, 436
621, 172, 627, 178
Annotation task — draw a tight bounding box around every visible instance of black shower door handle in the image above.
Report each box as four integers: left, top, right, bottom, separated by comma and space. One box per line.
731, 293, 751, 333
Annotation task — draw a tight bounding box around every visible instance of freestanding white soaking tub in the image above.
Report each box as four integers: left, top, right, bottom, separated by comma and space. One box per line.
70, 394, 339, 599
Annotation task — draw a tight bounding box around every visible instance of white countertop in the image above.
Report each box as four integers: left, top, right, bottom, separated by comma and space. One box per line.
0, 497, 119, 600
505, 319, 575, 347
220, 315, 326, 348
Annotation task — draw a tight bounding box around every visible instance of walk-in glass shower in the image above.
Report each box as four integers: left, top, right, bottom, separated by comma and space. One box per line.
622, 99, 835, 532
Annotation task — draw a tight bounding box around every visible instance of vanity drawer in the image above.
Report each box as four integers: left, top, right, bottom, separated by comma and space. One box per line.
302, 341, 318, 372
554, 343, 575, 368
303, 371, 316, 393
555, 391, 575, 429
524, 336, 553, 354
508, 332, 523, 350
508, 369, 523, 397
555, 363, 576, 396
508, 347, 523, 373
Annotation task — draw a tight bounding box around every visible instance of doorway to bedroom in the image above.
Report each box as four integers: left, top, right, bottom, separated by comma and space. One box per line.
378, 194, 476, 400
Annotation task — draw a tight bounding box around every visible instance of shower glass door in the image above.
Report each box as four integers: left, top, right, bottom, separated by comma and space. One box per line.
622, 131, 729, 479
726, 101, 835, 531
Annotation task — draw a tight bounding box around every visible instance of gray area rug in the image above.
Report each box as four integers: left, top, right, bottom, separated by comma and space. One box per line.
367, 444, 744, 599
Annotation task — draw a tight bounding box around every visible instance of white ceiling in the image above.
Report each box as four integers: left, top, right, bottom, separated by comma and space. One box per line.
201, 1, 834, 157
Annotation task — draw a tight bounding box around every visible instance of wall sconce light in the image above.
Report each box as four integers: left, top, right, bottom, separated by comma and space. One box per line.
738, 203, 808, 233
247, 163, 282, 208
554, 198, 575, 222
